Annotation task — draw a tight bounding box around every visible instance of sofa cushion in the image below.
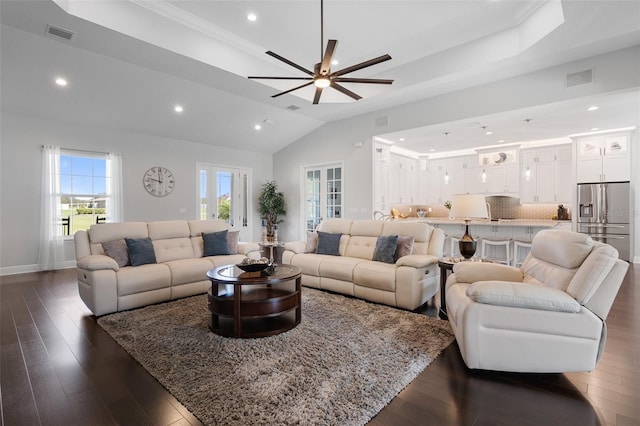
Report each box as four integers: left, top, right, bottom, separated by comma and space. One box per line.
343, 235, 377, 260
153, 237, 195, 263
116, 264, 171, 296
394, 235, 415, 261
148, 220, 190, 240
88, 222, 148, 255
316, 231, 342, 256
317, 218, 352, 234
125, 237, 157, 266
165, 258, 215, 286
102, 239, 130, 267
373, 235, 398, 264
466, 281, 581, 313
353, 261, 397, 292
530, 229, 593, 269
203, 230, 230, 256
318, 256, 363, 282
288, 253, 325, 276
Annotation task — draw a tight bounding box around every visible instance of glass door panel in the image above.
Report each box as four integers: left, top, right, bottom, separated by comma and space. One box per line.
303, 163, 343, 234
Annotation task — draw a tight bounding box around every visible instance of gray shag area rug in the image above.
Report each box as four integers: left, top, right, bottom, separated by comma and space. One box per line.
98, 287, 454, 426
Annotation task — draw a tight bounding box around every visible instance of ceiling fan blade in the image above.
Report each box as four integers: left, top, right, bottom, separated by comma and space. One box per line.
331, 82, 362, 101
320, 39, 338, 75
331, 54, 392, 77
334, 77, 394, 84
312, 87, 323, 104
266, 51, 315, 76
271, 81, 315, 98
248, 76, 313, 81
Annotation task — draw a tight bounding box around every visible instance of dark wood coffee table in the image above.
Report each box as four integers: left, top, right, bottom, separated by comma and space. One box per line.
206, 264, 302, 338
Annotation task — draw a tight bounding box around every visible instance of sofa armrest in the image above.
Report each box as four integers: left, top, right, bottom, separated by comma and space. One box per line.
283, 241, 306, 254
76, 255, 119, 272
237, 242, 260, 255
466, 281, 581, 313
395, 254, 439, 268
452, 262, 523, 284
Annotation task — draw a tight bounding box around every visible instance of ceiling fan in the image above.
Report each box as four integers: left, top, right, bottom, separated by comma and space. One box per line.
248, 0, 393, 104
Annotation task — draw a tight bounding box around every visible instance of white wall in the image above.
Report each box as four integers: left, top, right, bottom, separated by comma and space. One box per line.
0, 112, 273, 273
274, 46, 640, 264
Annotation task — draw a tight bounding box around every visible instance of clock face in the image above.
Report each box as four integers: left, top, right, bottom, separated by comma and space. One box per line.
143, 166, 175, 197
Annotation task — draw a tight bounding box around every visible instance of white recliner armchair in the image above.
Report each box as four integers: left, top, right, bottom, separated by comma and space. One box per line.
445, 229, 628, 373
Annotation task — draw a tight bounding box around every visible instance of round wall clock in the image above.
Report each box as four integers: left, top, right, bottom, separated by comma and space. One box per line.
143, 166, 175, 197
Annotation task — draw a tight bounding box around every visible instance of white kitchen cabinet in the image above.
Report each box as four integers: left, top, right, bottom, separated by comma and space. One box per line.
425, 159, 444, 204
388, 154, 418, 205
520, 145, 572, 203
482, 164, 520, 194
575, 133, 630, 183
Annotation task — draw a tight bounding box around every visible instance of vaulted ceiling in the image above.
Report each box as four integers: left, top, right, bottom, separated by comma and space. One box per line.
1, 0, 639, 154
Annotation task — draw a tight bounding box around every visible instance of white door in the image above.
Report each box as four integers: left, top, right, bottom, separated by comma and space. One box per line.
303, 163, 343, 233
197, 163, 252, 241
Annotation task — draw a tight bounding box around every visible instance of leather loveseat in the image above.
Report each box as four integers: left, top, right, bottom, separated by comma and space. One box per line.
282, 218, 445, 310
445, 229, 628, 373
74, 219, 260, 316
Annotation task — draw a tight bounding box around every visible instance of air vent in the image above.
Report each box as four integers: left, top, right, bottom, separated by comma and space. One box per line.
46, 24, 75, 41
286, 105, 301, 111
566, 69, 593, 88
374, 116, 388, 127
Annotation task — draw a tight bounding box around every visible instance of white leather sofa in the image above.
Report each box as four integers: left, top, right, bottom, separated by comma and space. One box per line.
282, 219, 445, 310
446, 229, 628, 373
74, 220, 260, 316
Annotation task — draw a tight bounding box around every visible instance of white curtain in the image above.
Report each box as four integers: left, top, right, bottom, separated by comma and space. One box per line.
37, 145, 66, 270
106, 152, 124, 222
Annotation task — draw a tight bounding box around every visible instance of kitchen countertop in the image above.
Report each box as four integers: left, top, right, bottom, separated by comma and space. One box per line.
397, 218, 571, 228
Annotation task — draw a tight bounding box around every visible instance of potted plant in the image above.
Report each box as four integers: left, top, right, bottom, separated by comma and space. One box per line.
258, 181, 287, 241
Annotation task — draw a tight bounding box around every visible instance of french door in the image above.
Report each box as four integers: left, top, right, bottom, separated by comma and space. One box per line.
303, 163, 343, 233
197, 163, 251, 241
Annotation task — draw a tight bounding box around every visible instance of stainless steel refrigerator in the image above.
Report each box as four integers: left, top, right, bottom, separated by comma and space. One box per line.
577, 181, 630, 261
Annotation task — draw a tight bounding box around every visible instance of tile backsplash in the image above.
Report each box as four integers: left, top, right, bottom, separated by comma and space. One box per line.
393, 197, 571, 221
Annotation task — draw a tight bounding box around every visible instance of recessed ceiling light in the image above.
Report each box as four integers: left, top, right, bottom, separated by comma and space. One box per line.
498, 139, 505, 143
485, 131, 493, 135
429, 148, 436, 152
254, 124, 262, 130
399, 137, 405, 142
247, 13, 257, 21
587, 105, 599, 111
590, 127, 599, 131
331, 59, 339, 66
174, 105, 183, 113
55, 77, 67, 86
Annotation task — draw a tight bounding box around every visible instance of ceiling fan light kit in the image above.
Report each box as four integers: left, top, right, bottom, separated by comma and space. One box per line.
248, 0, 393, 104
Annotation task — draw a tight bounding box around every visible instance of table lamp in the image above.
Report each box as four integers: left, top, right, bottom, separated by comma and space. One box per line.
449, 194, 489, 259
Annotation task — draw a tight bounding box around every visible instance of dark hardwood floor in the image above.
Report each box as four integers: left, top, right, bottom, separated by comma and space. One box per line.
1, 264, 638, 425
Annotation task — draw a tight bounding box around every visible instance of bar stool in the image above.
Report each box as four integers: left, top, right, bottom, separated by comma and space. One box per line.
513, 239, 532, 267
481, 237, 512, 265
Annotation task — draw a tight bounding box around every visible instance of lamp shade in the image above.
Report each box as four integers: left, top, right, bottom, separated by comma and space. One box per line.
449, 194, 489, 220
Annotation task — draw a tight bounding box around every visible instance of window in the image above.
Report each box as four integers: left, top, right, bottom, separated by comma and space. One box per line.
197, 163, 252, 241
39, 146, 123, 270
303, 163, 343, 233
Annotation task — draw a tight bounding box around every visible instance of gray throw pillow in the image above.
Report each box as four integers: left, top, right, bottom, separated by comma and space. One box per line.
125, 237, 157, 266
316, 231, 342, 256
227, 230, 240, 255
373, 235, 399, 264
305, 231, 318, 253
102, 239, 130, 267
394, 235, 415, 262
203, 230, 230, 256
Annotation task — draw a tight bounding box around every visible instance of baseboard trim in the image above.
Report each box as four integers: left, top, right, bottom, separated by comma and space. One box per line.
0, 261, 77, 277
